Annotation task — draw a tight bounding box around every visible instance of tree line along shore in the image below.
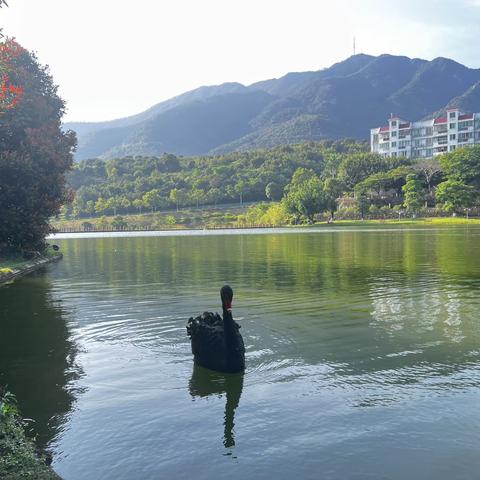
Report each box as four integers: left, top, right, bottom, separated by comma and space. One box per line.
63, 141, 480, 227
52, 208, 480, 233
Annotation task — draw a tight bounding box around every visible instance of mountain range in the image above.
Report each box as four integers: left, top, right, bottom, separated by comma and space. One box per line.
65, 53, 480, 161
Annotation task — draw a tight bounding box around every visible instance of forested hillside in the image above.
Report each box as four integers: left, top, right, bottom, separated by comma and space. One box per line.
65, 138, 480, 226
66, 140, 368, 216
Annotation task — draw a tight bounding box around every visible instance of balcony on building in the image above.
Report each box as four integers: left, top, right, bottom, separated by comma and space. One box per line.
434, 135, 448, 146
398, 122, 411, 139
458, 115, 474, 131
379, 125, 389, 142
458, 132, 474, 143
433, 116, 448, 132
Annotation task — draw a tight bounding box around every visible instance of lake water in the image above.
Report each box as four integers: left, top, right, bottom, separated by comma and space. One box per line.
1, 227, 480, 479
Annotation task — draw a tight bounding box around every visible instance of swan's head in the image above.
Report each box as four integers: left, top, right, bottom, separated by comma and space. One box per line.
221, 285, 233, 311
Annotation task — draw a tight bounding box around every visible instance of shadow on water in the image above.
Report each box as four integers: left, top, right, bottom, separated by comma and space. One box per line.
0, 272, 82, 448
189, 364, 244, 449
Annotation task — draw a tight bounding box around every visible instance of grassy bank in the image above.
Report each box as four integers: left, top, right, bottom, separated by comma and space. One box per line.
0, 255, 35, 273
310, 217, 480, 227
52, 203, 250, 232
0, 245, 62, 285
0, 389, 60, 479
52, 205, 480, 233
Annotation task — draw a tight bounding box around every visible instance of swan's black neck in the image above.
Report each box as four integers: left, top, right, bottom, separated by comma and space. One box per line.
221, 285, 242, 372
220, 285, 234, 334
222, 300, 235, 341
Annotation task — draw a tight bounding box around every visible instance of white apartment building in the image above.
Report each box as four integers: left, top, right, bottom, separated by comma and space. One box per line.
370, 108, 480, 159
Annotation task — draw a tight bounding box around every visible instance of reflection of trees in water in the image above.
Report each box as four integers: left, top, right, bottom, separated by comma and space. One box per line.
60, 229, 480, 300
369, 277, 467, 343
56, 230, 480, 394
342, 271, 480, 390
0, 274, 82, 447
189, 364, 243, 448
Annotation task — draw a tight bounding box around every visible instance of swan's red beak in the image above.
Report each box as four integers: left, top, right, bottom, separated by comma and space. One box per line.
226, 301, 232, 311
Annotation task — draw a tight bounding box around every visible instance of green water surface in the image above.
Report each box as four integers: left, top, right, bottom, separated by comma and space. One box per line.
1, 227, 480, 479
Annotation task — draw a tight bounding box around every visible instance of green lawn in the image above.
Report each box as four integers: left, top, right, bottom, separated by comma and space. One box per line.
52, 203, 250, 231
52, 203, 480, 232
318, 217, 480, 227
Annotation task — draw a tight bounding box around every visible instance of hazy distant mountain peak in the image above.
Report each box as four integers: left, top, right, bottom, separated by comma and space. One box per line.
65, 53, 480, 160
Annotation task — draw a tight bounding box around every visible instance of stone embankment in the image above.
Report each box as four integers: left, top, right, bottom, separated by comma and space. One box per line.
0, 253, 62, 286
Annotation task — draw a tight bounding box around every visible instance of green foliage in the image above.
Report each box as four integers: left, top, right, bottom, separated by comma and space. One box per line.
414, 158, 442, 194
81, 221, 94, 231
239, 202, 291, 226
0, 389, 59, 479
338, 153, 407, 189
111, 216, 128, 230
435, 147, 480, 213
355, 165, 414, 209
440, 145, 480, 186
262, 203, 291, 225
0, 40, 76, 252
283, 172, 326, 222
165, 215, 176, 225
265, 181, 283, 201
64, 135, 480, 224
96, 216, 110, 230
323, 177, 345, 219
290, 167, 316, 186
67, 140, 366, 218
0, 390, 17, 418
435, 179, 475, 213
143, 189, 164, 212
402, 174, 425, 213
355, 191, 370, 219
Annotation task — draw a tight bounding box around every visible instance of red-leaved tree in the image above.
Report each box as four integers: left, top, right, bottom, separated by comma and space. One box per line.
0, 38, 76, 252
0, 40, 24, 114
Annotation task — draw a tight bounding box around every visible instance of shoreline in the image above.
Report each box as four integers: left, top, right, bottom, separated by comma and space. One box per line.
0, 389, 61, 480
48, 218, 480, 239
1, 253, 64, 478
0, 253, 63, 286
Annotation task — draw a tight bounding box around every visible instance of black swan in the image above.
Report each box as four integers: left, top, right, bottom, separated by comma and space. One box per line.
186, 285, 245, 373
189, 364, 244, 448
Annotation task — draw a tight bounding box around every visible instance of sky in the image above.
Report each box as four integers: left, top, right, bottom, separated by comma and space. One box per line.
2, 0, 480, 123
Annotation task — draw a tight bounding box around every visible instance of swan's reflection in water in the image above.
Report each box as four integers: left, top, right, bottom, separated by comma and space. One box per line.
189, 365, 244, 448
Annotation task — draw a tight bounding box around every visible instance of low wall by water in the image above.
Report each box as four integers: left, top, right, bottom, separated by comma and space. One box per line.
0, 253, 63, 286
54, 224, 277, 234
